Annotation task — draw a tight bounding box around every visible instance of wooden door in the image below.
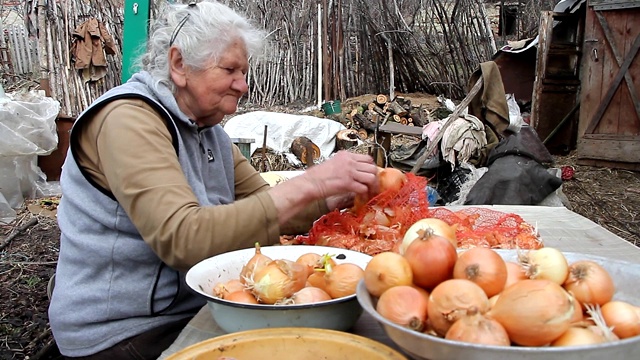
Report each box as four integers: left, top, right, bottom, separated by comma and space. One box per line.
577, 2, 640, 170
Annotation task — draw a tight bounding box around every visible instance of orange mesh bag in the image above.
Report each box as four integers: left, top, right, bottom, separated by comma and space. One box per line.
297, 173, 431, 255
293, 174, 543, 255
426, 207, 543, 250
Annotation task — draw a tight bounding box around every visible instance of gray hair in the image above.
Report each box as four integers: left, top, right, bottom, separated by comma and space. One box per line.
137, 0, 265, 92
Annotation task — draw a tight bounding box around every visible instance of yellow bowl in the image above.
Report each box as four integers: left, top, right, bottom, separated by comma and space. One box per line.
166, 327, 407, 360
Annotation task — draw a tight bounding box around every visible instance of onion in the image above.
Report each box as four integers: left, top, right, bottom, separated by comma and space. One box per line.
377, 285, 429, 332
296, 253, 336, 278
504, 261, 527, 289
601, 301, 640, 339
445, 307, 510, 346
248, 259, 307, 304
240, 243, 272, 285
307, 271, 328, 292
427, 279, 490, 336
378, 167, 407, 193
404, 232, 457, 290
563, 260, 615, 306
364, 251, 413, 297
400, 218, 457, 254
225, 290, 259, 304
551, 326, 606, 347
453, 248, 507, 298
519, 247, 569, 285
324, 263, 365, 298
213, 279, 246, 299
288, 287, 332, 305
488, 279, 575, 346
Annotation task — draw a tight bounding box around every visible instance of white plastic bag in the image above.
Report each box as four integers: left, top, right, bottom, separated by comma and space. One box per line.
0, 90, 60, 221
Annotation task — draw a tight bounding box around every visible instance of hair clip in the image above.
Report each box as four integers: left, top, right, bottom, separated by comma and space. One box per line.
169, 2, 198, 47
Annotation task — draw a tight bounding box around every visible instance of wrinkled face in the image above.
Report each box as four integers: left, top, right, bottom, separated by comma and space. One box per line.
171, 39, 249, 127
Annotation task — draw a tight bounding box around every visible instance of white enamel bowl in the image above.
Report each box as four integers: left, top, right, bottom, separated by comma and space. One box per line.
356, 250, 640, 360
186, 245, 372, 334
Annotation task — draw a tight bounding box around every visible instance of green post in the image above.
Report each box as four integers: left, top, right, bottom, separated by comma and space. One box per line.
122, 0, 150, 83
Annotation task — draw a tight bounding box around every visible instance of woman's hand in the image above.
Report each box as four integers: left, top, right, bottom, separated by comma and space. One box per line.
268, 151, 379, 224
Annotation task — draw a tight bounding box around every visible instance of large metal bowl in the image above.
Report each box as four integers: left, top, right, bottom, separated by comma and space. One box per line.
356, 250, 640, 360
165, 327, 407, 360
186, 245, 372, 334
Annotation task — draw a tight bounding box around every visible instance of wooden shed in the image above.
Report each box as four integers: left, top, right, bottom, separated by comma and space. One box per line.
577, 0, 640, 171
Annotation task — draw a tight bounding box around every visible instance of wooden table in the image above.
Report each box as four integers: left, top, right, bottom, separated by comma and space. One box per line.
158, 205, 640, 359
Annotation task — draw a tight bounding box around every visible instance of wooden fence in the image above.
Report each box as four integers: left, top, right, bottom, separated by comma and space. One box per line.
1, 0, 555, 117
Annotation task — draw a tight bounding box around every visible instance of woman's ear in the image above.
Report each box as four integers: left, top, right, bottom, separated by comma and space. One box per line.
168, 47, 187, 87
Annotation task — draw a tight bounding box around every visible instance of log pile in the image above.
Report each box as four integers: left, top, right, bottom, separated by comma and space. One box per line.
345, 94, 432, 139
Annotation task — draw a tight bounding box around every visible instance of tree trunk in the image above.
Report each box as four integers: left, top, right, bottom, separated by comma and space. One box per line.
335, 129, 360, 150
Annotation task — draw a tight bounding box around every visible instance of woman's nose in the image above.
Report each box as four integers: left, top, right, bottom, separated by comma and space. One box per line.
232, 76, 249, 93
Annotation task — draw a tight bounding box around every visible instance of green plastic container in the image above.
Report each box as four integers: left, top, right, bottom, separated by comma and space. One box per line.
231, 138, 255, 160
322, 100, 342, 115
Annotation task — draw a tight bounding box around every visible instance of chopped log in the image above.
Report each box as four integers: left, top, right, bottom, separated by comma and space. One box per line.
357, 128, 369, 140
291, 136, 321, 165
388, 100, 409, 117
349, 108, 358, 117
400, 117, 408, 125
382, 102, 390, 113
376, 94, 388, 105
368, 104, 386, 117
354, 112, 377, 132
367, 103, 376, 111
407, 122, 415, 126
335, 129, 360, 150
392, 114, 402, 123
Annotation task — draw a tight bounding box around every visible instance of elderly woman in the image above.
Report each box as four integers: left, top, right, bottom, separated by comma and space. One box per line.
48, 1, 378, 359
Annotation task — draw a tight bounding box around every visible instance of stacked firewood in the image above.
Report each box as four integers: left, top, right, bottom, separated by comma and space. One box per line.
345, 94, 431, 139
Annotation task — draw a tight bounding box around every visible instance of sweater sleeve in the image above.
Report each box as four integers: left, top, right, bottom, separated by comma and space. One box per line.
230, 145, 329, 235
79, 100, 282, 271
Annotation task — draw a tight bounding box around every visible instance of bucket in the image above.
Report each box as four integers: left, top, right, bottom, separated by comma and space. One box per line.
322, 100, 342, 115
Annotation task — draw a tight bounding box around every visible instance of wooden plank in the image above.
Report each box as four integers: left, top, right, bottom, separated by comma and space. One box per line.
585, 31, 640, 134
530, 11, 554, 130
577, 136, 640, 163
578, 9, 604, 137
378, 122, 424, 137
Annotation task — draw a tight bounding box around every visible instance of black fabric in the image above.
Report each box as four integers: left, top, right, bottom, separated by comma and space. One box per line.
464, 132, 562, 205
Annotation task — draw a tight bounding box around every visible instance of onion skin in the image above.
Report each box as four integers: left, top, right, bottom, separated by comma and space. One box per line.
364, 252, 413, 297
488, 279, 575, 346
240, 243, 272, 285
377, 285, 429, 332
601, 301, 640, 339
453, 247, 507, 298
445, 307, 510, 346
427, 279, 490, 337
563, 260, 615, 306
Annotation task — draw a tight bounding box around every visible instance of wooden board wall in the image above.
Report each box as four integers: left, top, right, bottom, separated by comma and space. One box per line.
577, 5, 640, 170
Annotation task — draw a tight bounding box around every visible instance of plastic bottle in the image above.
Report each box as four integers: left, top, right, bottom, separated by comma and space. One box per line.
426, 185, 439, 206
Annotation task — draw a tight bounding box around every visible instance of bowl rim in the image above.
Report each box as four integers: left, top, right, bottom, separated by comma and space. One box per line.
356, 250, 640, 354
166, 326, 408, 360
186, 244, 372, 309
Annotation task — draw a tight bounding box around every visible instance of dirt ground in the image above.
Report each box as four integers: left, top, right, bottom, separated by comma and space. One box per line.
1, 95, 639, 359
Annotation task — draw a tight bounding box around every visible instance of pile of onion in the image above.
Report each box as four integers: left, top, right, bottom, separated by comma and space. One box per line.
362, 244, 639, 349
213, 248, 364, 306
